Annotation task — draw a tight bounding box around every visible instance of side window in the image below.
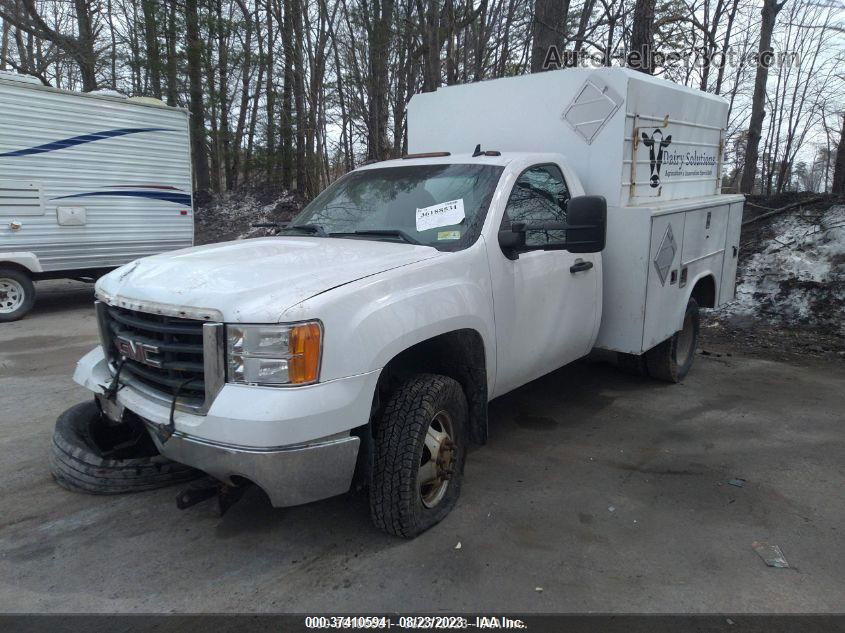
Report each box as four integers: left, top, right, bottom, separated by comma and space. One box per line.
501, 165, 570, 247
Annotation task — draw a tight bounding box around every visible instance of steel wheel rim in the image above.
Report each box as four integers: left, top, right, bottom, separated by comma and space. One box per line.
676, 311, 695, 367
0, 278, 25, 314
419, 410, 455, 509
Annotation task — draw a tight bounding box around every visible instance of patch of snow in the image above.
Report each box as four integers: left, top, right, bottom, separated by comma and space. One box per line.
87, 88, 126, 97
715, 205, 845, 330
194, 189, 302, 245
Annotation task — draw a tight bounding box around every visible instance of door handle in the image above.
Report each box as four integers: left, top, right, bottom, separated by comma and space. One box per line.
570, 259, 594, 274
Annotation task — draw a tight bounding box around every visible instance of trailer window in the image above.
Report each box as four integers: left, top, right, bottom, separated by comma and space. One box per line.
501, 165, 570, 247
292, 164, 504, 251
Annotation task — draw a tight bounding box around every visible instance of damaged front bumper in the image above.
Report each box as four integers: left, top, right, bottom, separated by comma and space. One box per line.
148, 428, 360, 507
74, 346, 379, 507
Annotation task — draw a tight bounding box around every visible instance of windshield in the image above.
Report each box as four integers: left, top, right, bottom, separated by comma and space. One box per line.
291, 164, 504, 250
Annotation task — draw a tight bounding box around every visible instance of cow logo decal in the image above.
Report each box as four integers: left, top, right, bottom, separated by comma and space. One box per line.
641, 129, 672, 188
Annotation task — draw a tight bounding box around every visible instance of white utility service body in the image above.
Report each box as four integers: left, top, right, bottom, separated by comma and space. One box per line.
0, 71, 193, 320
72, 68, 742, 533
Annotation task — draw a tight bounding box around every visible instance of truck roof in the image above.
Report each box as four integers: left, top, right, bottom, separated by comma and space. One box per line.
357, 152, 521, 170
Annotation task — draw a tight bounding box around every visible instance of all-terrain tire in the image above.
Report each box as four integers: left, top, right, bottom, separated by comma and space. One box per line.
370, 374, 468, 538
645, 297, 700, 383
0, 267, 36, 322
49, 401, 201, 495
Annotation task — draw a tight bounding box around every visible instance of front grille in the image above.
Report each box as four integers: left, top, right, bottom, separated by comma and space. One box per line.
101, 305, 207, 406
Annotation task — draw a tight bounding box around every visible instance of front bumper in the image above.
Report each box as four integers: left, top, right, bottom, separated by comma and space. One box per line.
148, 429, 360, 507
75, 346, 379, 506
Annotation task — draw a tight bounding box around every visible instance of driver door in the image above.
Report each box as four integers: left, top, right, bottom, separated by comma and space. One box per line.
488, 163, 601, 397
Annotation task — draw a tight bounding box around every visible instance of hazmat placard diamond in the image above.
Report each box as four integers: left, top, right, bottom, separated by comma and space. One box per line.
654, 224, 677, 285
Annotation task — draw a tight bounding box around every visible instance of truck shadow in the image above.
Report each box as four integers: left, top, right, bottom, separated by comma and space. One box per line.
209, 358, 668, 540
487, 357, 667, 434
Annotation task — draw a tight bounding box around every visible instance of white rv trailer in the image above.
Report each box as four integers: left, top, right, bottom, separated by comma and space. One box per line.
0, 71, 193, 321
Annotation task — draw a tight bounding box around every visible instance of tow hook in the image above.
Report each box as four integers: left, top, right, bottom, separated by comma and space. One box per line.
176, 476, 250, 516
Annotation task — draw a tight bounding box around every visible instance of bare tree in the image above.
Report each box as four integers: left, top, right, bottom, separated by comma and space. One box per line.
629, 0, 656, 73
186, 0, 211, 197
833, 112, 845, 194
530, 0, 567, 72
739, 0, 786, 193
141, 0, 161, 98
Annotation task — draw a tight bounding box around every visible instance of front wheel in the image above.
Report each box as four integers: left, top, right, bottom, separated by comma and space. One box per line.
0, 267, 36, 322
369, 374, 468, 538
645, 297, 700, 383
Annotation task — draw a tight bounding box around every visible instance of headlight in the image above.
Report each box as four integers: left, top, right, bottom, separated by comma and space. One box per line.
227, 322, 322, 386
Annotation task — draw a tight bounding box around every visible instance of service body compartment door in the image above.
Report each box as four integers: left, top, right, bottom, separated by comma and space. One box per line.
642, 201, 736, 351
642, 212, 685, 350
719, 200, 744, 305
681, 206, 728, 264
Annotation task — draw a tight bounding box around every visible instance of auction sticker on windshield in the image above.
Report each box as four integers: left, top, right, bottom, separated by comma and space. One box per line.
416, 199, 465, 232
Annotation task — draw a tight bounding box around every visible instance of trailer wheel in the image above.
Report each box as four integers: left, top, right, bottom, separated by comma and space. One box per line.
49, 401, 201, 495
645, 297, 700, 383
0, 267, 36, 322
369, 374, 468, 538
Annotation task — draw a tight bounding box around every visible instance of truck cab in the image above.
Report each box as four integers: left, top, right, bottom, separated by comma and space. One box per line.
70, 69, 742, 536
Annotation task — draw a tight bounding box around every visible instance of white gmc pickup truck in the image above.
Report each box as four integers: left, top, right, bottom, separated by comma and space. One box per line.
68, 69, 743, 536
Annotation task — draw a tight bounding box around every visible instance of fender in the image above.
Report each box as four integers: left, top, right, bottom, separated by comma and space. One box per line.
681, 270, 718, 328
282, 244, 497, 393
0, 252, 42, 273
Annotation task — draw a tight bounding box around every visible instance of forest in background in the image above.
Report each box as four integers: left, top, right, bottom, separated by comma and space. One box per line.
0, 0, 843, 202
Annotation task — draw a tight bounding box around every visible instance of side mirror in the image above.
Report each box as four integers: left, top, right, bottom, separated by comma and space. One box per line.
498, 221, 526, 259
562, 195, 606, 253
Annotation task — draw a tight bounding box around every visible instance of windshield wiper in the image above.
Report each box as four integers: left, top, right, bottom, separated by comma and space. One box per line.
280, 223, 328, 236
329, 229, 422, 245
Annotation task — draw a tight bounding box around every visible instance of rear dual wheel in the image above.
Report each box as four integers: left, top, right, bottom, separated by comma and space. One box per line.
617, 297, 700, 383
646, 297, 699, 382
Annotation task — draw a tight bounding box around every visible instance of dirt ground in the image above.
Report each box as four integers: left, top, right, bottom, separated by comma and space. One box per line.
0, 280, 843, 613
700, 313, 845, 365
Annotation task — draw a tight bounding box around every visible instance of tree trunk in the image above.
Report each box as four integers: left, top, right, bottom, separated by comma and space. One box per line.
1, 19, 9, 69
629, 0, 657, 74
714, 0, 740, 95
185, 0, 211, 199
739, 0, 784, 194
833, 113, 845, 194
265, 0, 277, 184
292, 0, 306, 195
164, 2, 178, 105
142, 0, 162, 99
282, 0, 295, 189
215, 0, 233, 190
72, 0, 97, 90
531, 0, 567, 73
232, 0, 254, 189
364, 0, 394, 160
107, 0, 118, 87
417, 0, 440, 91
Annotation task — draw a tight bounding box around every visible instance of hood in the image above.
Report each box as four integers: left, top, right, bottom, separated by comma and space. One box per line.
97, 236, 441, 322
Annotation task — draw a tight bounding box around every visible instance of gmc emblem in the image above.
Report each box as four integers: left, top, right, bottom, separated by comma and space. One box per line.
115, 336, 163, 368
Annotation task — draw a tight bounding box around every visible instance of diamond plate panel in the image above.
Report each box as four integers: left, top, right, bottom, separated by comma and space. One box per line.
654, 224, 677, 285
